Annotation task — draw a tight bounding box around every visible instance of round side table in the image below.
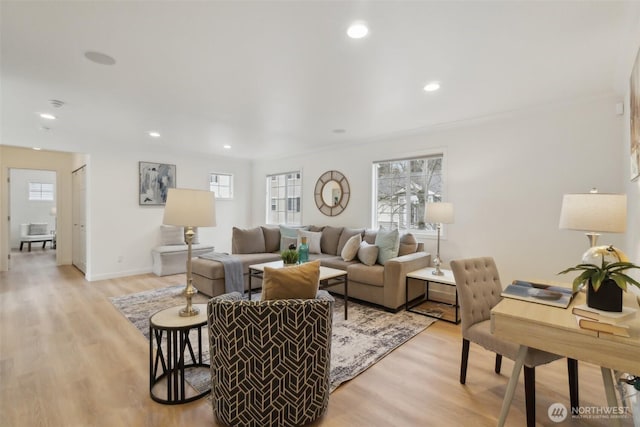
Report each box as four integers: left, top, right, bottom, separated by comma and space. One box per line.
149, 303, 210, 404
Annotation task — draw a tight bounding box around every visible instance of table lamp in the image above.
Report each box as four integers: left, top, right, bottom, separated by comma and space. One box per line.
559, 189, 626, 248
425, 202, 454, 276
163, 188, 216, 316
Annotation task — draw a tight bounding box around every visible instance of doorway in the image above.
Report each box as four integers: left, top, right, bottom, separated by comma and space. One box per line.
9, 168, 57, 269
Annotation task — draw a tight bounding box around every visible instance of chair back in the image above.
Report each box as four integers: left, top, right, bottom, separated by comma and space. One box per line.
207, 291, 333, 427
450, 257, 503, 336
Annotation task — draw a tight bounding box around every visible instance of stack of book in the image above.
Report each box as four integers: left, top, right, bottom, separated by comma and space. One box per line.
572, 304, 637, 337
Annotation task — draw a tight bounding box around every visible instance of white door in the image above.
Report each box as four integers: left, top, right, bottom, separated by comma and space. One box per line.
72, 165, 87, 273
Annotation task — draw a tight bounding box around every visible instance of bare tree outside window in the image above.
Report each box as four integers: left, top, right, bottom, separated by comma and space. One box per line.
266, 171, 302, 225
374, 156, 443, 232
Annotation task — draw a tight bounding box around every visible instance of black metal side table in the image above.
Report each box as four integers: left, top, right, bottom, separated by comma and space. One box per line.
149, 303, 210, 404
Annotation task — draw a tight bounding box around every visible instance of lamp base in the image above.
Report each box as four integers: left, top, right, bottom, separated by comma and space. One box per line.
179, 305, 200, 317
431, 268, 445, 276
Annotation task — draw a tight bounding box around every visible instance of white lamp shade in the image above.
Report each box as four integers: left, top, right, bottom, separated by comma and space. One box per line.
559, 193, 626, 233
425, 202, 454, 224
163, 188, 217, 227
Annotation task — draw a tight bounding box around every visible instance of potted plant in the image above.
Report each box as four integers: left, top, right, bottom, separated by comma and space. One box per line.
281, 249, 299, 266
559, 245, 640, 312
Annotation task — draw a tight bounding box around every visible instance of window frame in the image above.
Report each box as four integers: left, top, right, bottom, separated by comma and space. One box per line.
265, 170, 303, 225
209, 173, 234, 200
28, 182, 54, 201
372, 153, 445, 237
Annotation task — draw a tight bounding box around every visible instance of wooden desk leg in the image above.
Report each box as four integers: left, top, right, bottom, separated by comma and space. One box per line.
497, 345, 528, 427
601, 367, 622, 427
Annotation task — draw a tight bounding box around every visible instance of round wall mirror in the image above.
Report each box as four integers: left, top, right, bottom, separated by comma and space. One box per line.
314, 170, 350, 216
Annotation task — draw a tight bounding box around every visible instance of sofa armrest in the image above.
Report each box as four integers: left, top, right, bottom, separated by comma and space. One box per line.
383, 251, 431, 311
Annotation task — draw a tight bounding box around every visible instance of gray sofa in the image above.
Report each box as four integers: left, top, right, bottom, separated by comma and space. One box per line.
191, 225, 431, 311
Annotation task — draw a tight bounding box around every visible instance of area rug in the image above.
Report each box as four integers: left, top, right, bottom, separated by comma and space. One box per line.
110, 285, 437, 394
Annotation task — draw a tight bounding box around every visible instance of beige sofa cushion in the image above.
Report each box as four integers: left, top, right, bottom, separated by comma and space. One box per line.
261, 226, 281, 253
320, 226, 343, 255
363, 229, 377, 244
297, 230, 322, 254
232, 226, 266, 254
337, 228, 364, 255
398, 233, 418, 256
348, 263, 384, 287
341, 233, 361, 261
357, 241, 379, 266
261, 260, 321, 300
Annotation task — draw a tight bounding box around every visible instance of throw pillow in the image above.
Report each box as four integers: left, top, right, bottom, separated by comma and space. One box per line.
341, 233, 361, 261
160, 225, 184, 245
28, 223, 48, 236
297, 230, 322, 254
231, 226, 266, 254
337, 228, 364, 255
320, 226, 343, 255
375, 228, 400, 265
261, 260, 321, 300
398, 233, 418, 256
279, 225, 308, 251
357, 241, 379, 266
363, 229, 377, 244
261, 226, 281, 253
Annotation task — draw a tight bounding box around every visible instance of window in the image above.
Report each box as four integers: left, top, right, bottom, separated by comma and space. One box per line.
373, 155, 443, 233
209, 173, 233, 199
266, 171, 302, 225
28, 182, 54, 201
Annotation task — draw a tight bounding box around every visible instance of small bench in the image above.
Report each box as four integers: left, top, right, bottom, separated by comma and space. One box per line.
20, 223, 53, 252
151, 225, 214, 276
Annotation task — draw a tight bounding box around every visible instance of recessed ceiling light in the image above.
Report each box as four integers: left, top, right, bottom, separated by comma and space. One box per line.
148, 131, 161, 138
347, 22, 369, 39
84, 51, 116, 66
423, 82, 441, 92
39, 113, 56, 120
33, 147, 42, 151
223, 145, 231, 149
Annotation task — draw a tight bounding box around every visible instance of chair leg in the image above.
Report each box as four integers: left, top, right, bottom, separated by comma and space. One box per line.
524, 366, 536, 427
567, 358, 579, 412
495, 354, 503, 374
460, 338, 470, 384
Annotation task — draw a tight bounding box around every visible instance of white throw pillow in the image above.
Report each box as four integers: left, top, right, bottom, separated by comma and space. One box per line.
160, 225, 185, 245
358, 241, 379, 266
28, 223, 48, 235
341, 233, 361, 261
297, 230, 322, 254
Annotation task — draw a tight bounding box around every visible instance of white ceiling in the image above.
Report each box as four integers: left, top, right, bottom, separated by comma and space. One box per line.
1, 1, 639, 160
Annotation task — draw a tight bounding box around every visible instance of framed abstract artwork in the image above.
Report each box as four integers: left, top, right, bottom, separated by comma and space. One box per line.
630, 47, 640, 181
139, 161, 176, 205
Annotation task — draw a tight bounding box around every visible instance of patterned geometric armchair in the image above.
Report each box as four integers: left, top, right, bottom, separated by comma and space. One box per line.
207, 290, 334, 427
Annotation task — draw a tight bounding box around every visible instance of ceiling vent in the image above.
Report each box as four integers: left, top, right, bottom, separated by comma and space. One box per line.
49, 99, 64, 108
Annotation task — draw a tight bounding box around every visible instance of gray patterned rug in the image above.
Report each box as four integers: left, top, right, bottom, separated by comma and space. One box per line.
110, 285, 437, 394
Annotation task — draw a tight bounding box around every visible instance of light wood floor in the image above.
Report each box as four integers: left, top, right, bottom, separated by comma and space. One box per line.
0, 250, 632, 426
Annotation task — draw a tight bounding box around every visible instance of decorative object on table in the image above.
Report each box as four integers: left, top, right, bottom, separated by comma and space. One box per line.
558, 189, 626, 248
280, 248, 299, 266
630, 44, 640, 181
501, 280, 575, 309
298, 236, 309, 263
163, 188, 216, 316
314, 170, 350, 216
559, 245, 640, 312
425, 202, 454, 276
139, 161, 176, 205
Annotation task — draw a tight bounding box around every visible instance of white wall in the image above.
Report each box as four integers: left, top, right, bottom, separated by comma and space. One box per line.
9, 169, 56, 248
252, 95, 625, 284
86, 148, 252, 281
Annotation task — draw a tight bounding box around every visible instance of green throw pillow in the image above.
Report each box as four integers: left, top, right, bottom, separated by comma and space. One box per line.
374, 228, 400, 265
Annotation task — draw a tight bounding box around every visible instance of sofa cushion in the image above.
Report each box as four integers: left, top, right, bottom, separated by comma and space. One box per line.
261, 260, 321, 301
363, 229, 377, 244
297, 230, 322, 254
232, 226, 266, 254
357, 241, 379, 266
320, 226, 343, 255
192, 253, 282, 279
28, 223, 48, 236
341, 233, 361, 261
347, 263, 384, 287
160, 225, 184, 245
320, 256, 359, 271
337, 228, 364, 255
375, 228, 400, 265
308, 225, 325, 232
398, 233, 418, 256
261, 226, 281, 253
279, 225, 308, 251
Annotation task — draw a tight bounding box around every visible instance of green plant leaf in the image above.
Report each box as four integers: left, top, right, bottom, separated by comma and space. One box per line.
611, 274, 628, 291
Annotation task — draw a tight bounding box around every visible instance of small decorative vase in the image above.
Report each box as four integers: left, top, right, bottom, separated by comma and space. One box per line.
587, 279, 623, 312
